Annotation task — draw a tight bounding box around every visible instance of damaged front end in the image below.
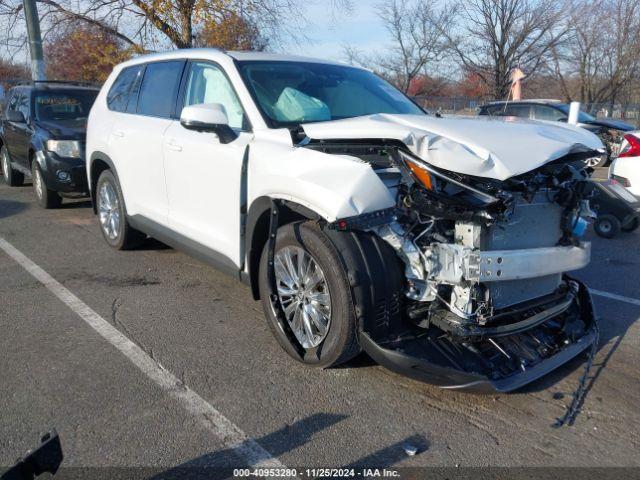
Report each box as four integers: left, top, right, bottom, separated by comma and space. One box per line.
327, 145, 599, 392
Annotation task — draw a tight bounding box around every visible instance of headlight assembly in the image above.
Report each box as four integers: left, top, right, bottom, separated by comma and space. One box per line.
46, 140, 82, 158
397, 150, 499, 205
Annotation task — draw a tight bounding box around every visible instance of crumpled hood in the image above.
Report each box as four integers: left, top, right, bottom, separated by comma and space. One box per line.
302, 114, 604, 181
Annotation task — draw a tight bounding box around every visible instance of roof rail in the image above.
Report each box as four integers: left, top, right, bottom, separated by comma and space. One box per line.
15, 79, 100, 88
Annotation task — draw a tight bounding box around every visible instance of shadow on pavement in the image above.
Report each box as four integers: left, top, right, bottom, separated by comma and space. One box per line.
0, 199, 29, 219
149, 413, 348, 479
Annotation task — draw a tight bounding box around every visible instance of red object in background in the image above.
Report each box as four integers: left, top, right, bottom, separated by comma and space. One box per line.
618, 134, 640, 158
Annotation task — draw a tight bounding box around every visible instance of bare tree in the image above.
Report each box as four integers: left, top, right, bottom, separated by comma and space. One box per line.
552, 0, 640, 109
448, 0, 569, 99
344, 0, 456, 94
0, 0, 350, 56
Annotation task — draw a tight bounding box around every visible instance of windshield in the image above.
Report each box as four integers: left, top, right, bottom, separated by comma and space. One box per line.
35, 90, 98, 121
237, 61, 424, 128
557, 104, 596, 123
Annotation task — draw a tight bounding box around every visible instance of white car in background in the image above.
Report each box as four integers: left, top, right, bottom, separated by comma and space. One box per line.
86, 49, 605, 392
610, 132, 640, 197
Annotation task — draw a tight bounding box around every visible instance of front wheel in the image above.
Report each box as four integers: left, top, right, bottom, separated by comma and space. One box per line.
32, 162, 62, 209
96, 169, 145, 250
258, 221, 360, 368
622, 216, 639, 233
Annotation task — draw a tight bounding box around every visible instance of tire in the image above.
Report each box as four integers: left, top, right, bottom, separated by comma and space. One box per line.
587, 155, 608, 168
32, 162, 62, 209
95, 169, 145, 250
258, 220, 404, 368
594, 214, 621, 238
1, 146, 24, 186
622, 217, 639, 233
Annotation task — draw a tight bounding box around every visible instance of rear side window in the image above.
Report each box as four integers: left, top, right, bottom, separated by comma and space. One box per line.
107, 66, 139, 112
137, 61, 185, 118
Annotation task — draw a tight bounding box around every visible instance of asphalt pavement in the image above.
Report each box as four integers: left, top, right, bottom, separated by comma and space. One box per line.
1, 172, 639, 474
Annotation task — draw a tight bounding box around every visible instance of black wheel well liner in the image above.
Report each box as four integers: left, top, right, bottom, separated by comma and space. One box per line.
245, 197, 404, 339
245, 197, 323, 300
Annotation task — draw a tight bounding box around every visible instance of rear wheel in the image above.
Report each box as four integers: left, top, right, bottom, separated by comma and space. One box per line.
96, 169, 145, 250
1, 146, 24, 186
32, 162, 62, 209
594, 214, 621, 238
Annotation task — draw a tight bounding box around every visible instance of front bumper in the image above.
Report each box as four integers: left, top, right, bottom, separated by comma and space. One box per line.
359, 278, 597, 393
37, 150, 88, 194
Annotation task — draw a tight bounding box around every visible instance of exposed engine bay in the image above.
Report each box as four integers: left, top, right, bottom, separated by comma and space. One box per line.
306, 139, 599, 392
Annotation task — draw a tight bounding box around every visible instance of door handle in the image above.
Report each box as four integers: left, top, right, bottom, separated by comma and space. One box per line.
165, 141, 182, 152
112, 130, 124, 138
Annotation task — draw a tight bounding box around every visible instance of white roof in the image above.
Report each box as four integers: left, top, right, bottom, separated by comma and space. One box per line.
119, 48, 350, 69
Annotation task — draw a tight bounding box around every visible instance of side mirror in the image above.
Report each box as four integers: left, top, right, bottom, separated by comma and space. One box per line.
6, 110, 25, 123
180, 103, 238, 144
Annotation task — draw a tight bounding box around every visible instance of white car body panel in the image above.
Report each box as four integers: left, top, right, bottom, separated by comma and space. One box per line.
302, 114, 604, 181
610, 131, 640, 197
164, 126, 252, 265
248, 129, 395, 222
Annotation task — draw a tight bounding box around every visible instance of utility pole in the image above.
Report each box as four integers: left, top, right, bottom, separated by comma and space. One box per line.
23, 0, 46, 81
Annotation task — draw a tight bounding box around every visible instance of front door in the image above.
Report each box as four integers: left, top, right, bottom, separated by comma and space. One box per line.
163, 60, 252, 266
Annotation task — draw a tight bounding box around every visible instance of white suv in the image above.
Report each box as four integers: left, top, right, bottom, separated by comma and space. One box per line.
87, 49, 605, 392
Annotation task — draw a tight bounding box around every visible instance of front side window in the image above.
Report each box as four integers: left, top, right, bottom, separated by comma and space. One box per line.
237, 61, 424, 128
183, 62, 247, 130
15, 92, 30, 121
504, 104, 531, 118
137, 61, 185, 118
533, 105, 565, 121
35, 90, 97, 121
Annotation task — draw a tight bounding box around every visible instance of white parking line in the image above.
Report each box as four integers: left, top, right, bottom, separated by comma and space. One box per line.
590, 288, 640, 307
0, 236, 285, 470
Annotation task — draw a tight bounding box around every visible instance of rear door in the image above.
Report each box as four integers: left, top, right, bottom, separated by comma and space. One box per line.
107, 60, 185, 225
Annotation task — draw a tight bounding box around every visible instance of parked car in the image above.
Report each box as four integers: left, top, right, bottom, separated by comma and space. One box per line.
87, 50, 605, 392
0, 81, 99, 208
478, 99, 634, 167
610, 131, 640, 198
584, 180, 639, 238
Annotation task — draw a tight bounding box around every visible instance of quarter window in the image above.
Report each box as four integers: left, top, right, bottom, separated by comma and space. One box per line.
137, 61, 185, 118
183, 62, 247, 130
107, 66, 139, 112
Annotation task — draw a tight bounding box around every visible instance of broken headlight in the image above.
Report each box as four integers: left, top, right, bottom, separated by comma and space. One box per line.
396, 150, 500, 206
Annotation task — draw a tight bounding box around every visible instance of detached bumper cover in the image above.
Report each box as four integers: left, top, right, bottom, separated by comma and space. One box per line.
359, 278, 597, 393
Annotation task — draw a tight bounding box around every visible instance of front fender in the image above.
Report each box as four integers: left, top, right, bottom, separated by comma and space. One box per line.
249, 138, 395, 222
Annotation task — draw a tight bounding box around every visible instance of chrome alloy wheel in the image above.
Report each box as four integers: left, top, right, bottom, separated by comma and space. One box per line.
98, 182, 121, 240
33, 166, 44, 199
274, 246, 331, 349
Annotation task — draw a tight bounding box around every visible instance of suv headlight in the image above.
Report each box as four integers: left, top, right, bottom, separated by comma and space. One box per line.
46, 140, 81, 158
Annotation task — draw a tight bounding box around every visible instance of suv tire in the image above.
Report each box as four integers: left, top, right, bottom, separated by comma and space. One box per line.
32, 162, 62, 209
258, 220, 403, 368
594, 214, 621, 238
96, 169, 145, 250
1, 146, 24, 186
